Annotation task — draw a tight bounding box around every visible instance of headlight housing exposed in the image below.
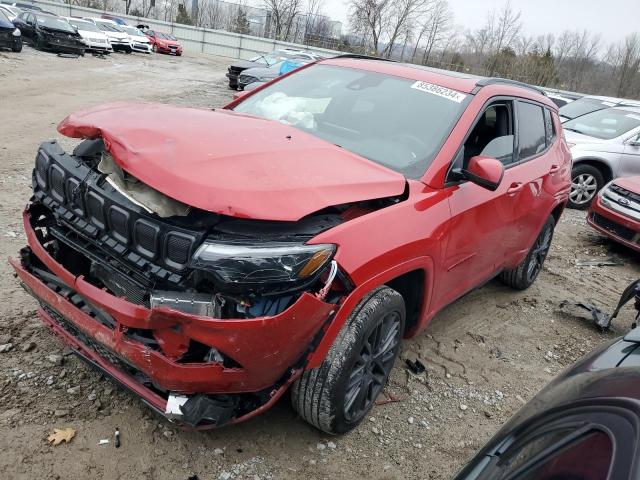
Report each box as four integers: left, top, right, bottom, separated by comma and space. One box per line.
12, 28, 21, 37
191, 241, 336, 294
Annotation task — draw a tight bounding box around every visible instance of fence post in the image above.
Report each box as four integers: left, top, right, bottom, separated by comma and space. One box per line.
238, 34, 243, 59
201, 27, 205, 53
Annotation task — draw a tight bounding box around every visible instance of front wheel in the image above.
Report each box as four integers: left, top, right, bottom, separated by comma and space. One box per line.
499, 215, 555, 290
291, 286, 405, 434
568, 164, 603, 209
152, 44, 158, 53
12, 37, 22, 52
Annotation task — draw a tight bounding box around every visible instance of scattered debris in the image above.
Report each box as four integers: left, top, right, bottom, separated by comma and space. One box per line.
405, 358, 426, 374
57, 53, 79, 59
114, 427, 120, 448
21, 341, 36, 352
98, 439, 110, 446
316, 442, 326, 451
375, 391, 403, 406
47, 428, 76, 446
0, 343, 13, 353
576, 257, 624, 267
54, 409, 69, 418
46, 354, 63, 365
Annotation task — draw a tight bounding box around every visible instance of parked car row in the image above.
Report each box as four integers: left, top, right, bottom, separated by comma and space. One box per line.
0, 2, 182, 56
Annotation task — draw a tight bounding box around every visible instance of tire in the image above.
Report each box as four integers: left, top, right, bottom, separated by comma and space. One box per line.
291, 286, 405, 434
568, 164, 604, 209
35, 34, 45, 51
12, 37, 22, 52
499, 215, 555, 290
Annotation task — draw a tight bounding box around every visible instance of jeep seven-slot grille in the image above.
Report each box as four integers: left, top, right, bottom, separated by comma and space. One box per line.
33, 142, 206, 288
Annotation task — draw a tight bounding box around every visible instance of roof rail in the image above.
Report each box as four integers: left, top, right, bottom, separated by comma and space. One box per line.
329, 53, 395, 62
474, 78, 547, 96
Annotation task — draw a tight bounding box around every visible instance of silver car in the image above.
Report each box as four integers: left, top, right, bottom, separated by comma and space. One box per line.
565, 106, 640, 208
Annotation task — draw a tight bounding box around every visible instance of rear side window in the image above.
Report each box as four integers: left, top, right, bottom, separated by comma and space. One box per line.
517, 102, 546, 160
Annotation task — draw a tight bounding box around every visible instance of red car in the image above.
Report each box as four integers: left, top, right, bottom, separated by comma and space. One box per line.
144, 29, 182, 55
588, 176, 640, 252
11, 56, 571, 434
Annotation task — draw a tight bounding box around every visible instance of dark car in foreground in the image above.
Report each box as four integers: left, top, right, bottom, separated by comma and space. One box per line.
588, 176, 640, 252
0, 7, 21, 51
237, 58, 309, 90
11, 57, 571, 434
226, 48, 319, 89
13, 11, 84, 55
454, 283, 640, 480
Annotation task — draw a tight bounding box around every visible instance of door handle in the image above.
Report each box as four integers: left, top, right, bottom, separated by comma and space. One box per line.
507, 182, 524, 194
549, 164, 560, 174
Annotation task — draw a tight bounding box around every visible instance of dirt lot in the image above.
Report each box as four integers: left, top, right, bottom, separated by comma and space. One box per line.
1, 47, 640, 480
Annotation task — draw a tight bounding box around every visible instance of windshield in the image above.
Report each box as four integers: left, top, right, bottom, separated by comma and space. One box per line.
97, 22, 123, 32
36, 15, 75, 33
68, 19, 100, 32
564, 108, 640, 139
156, 31, 176, 40
0, 9, 9, 22
233, 64, 469, 178
560, 97, 617, 120
123, 26, 143, 36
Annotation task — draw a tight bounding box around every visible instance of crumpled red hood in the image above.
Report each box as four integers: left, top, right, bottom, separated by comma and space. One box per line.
58, 103, 406, 221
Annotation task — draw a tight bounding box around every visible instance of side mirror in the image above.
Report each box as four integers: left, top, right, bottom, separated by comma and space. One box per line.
455, 156, 505, 191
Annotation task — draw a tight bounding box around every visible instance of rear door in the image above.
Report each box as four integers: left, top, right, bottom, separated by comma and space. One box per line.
496, 100, 560, 264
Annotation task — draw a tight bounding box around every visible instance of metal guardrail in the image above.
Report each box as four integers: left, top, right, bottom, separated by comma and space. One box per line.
23, 0, 342, 59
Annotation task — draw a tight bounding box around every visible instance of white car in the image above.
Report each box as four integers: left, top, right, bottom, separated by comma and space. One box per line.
65, 17, 112, 54
121, 25, 151, 53
85, 17, 131, 53
0, 4, 21, 21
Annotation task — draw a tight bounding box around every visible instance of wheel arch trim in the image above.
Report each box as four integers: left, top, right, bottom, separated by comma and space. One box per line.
306, 256, 434, 369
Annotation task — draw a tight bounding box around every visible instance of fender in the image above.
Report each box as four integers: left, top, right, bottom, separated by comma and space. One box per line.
306, 255, 434, 369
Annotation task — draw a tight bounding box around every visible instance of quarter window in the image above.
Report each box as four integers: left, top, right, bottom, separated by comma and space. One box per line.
517, 102, 546, 160
544, 108, 556, 146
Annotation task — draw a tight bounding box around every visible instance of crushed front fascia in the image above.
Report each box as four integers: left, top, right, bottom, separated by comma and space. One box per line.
98, 152, 191, 218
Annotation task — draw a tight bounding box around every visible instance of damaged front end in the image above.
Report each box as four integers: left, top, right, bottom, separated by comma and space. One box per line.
12, 138, 358, 428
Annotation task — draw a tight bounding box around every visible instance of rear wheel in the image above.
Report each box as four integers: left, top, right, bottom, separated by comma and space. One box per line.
291, 286, 405, 434
499, 216, 555, 290
568, 164, 603, 209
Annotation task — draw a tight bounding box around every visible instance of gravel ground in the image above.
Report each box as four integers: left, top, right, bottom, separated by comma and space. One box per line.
1, 46, 640, 480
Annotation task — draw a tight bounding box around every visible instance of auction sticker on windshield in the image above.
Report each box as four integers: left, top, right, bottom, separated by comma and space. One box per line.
411, 81, 467, 103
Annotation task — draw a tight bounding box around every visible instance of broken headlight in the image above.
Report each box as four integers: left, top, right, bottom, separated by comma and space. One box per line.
191, 241, 335, 294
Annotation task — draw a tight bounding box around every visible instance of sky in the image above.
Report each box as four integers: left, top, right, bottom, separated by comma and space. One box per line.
321, 0, 638, 45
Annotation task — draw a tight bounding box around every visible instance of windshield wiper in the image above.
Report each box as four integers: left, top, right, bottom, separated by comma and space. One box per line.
563, 128, 583, 134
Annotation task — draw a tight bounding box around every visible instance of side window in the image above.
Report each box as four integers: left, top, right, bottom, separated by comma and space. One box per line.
517, 101, 547, 159
463, 102, 515, 167
544, 108, 556, 147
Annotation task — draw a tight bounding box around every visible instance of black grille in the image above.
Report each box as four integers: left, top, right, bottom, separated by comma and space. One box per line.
32, 141, 205, 287
592, 212, 636, 241
610, 183, 640, 203
166, 233, 192, 265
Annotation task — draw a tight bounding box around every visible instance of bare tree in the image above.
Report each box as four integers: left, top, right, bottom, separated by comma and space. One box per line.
485, 1, 522, 75
380, 0, 429, 58
609, 33, 640, 98
263, 0, 304, 40
410, 0, 453, 64
348, 0, 390, 54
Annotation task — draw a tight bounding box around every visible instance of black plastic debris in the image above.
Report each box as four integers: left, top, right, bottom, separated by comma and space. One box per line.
405, 358, 426, 374
576, 257, 624, 267
561, 279, 640, 331
179, 395, 235, 428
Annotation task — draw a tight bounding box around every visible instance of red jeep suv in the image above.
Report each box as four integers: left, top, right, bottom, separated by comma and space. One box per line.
11, 56, 571, 434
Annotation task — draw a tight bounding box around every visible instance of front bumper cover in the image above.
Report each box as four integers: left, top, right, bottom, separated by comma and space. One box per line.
11, 208, 336, 427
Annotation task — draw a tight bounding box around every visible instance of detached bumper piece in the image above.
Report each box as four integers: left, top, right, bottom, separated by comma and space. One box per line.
12, 207, 334, 428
